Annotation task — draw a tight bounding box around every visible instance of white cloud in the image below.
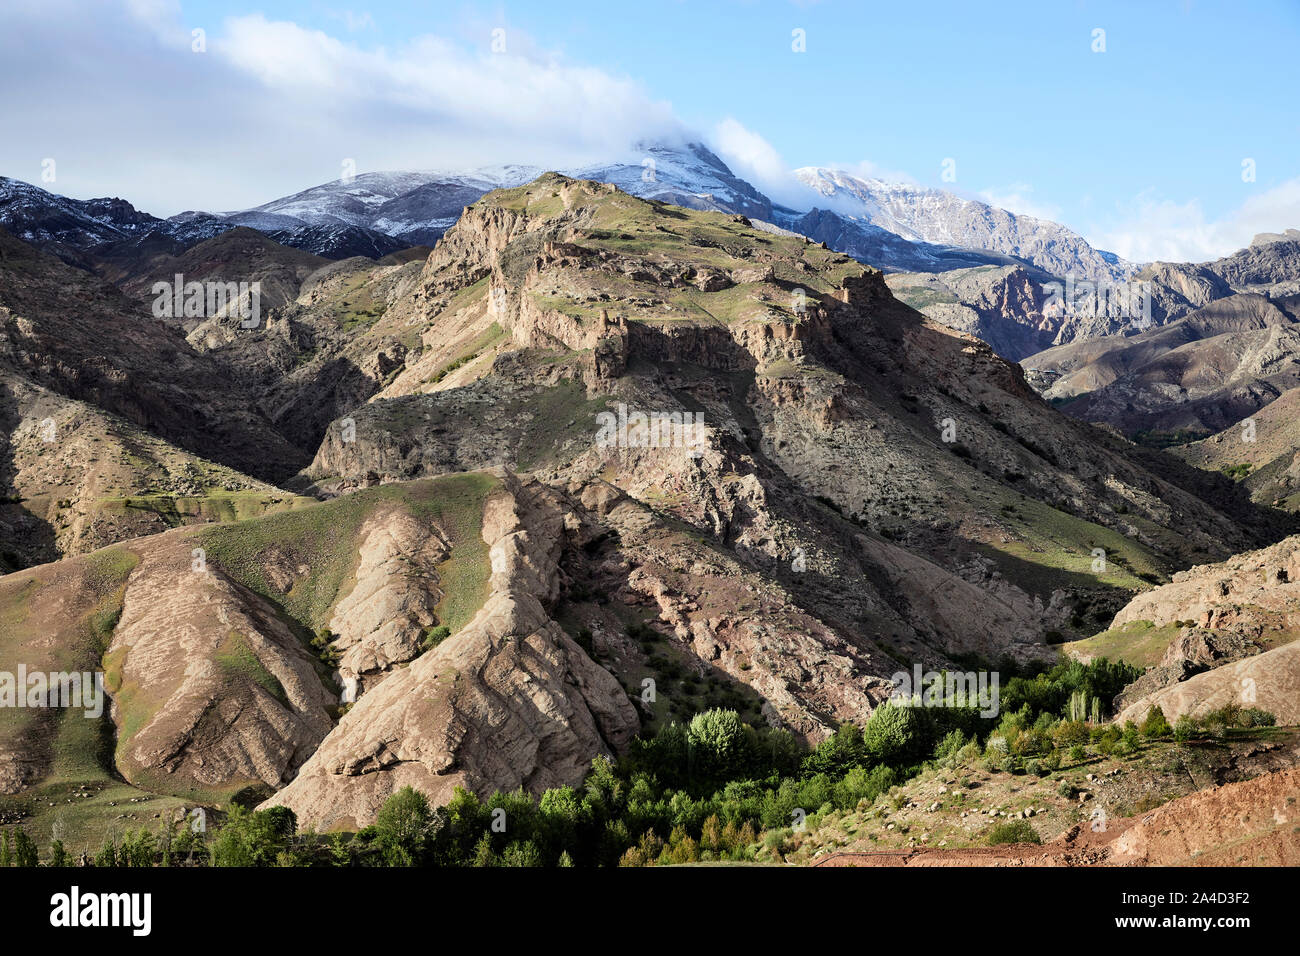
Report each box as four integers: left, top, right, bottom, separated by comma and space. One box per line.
337, 11, 375, 32
709, 118, 915, 211
711, 117, 789, 190
1091, 178, 1300, 263
0, 1, 682, 215
977, 183, 1061, 223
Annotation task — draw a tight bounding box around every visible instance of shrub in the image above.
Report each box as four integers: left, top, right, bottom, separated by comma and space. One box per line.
953, 740, 983, 767
1239, 708, 1276, 728
986, 820, 1041, 845
1139, 706, 1171, 739
1053, 720, 1089, 747
933, 729, 966, 763
421, 625, 452, 652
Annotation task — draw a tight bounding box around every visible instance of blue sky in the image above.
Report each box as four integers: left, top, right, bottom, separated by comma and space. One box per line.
2, 0, 1297, 261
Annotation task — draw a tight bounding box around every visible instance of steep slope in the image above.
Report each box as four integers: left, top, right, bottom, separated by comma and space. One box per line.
1175, 386, 1300, 508
0, 227, 308, 482
190, 252, 431, 449
0, 532, 335, 801
0, 474, 520, 803
0, 365, 310, 569
299, 174, 1278, 656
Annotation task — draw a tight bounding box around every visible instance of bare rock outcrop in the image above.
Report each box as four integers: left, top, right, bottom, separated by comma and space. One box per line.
265, 476, 639, 830
1108, 535, 1300, 724
1115, 642, 1300, 726
1112, 534, 1300, 634
326, 509, 449, 694
107, 532, 336, 795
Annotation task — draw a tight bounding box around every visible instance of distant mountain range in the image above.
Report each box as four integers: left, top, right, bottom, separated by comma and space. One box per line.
793, 167, 1132, 284
0, 142, 1130, 282
7, 144, 1298, 373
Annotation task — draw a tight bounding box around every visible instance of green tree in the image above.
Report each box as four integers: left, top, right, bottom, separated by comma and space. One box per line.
687, 709, 748, 783
1139, 706, 1171, 738
11, 829, 38, 867
802, 723, 866, 776
94, 835, 118, 868
863, 702, 926, 764
374, 786, 434, 866
212, 805, 297, 867
500, 839, 542, 867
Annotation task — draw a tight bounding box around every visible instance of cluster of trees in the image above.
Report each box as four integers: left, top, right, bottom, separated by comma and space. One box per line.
999, 657, 1142, 722
971, 697, 1276, 777
0, 818, 210, 869
200, 697, 985, 868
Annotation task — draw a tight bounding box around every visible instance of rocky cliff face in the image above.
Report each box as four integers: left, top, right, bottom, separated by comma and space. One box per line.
325, 509, 448, 693
267, 473, 639, 830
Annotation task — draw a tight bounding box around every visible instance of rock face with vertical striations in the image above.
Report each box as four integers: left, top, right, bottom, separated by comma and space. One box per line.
265, 474, 640, 830
105, 531, 337, 797
325, 509, 449, 695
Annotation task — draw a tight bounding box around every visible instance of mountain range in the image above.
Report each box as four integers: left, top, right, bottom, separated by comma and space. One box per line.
0, 142, 1128, 286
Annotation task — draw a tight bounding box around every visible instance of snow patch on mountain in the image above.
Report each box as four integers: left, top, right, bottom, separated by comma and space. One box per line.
793, 166, 1132, 283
